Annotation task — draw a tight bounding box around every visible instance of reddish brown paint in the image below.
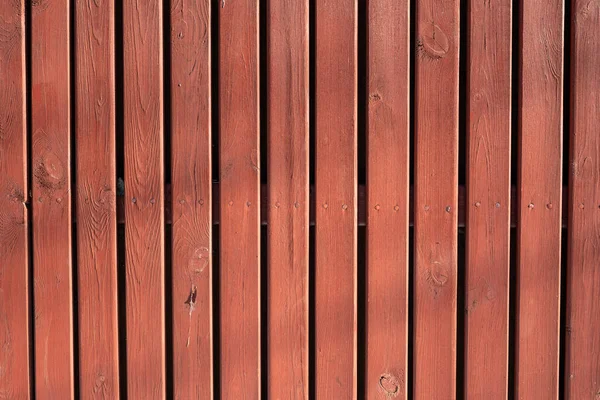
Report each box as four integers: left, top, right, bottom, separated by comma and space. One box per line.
267, 0, 310, 398
413, 0, 459, 398
315, 0, 358, 398
565, 0, 600, 397
31, 0, 74, 397
219, 0, 261, 398
123, 0, 166, 398
465, 0, 512, 397
170, 0, 213, 398
366, 0, 410, 398
0, 1, 29, 397
516, 0, 564, 398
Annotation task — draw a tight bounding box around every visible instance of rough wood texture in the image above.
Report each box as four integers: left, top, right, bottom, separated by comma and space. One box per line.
413, 0, 459, 398
170, 0, 213, 398
267, 0, 309, 398
565, 1, 600, 397
31, 0, 74, 397
366, 0, 410, 397
315, 0, 357, 398
516, 0, 563, 398
0, 1, 29, 397
75, 0, 120, 397
465, 0, 511, 397
219, 0, 261, 397
123, 0, 165, 397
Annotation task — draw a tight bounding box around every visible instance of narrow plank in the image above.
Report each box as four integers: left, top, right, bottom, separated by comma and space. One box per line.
170, 0, 213, 398
366, 0, 410, 397
516, 0, 564, 397
75, 0, 119, 397
123, 0, 165, 397
0, 1, 29, 397
267, 0, 310, 398
565, 1, 600, 397
464, 0, 512, 397
219, 0, 261, 397
315, 0, 357, 398
31, 0, 74, 397
413, 0, 460, 398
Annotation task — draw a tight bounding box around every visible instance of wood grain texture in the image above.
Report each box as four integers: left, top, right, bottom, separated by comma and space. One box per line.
413, 0, 459, 398
366, 0, 410, 398
170, 0, 213, 398
0, 1, 29, 397
219, 0, 261, 398
267, 0, 310, 398
315, 0, 357, 398
565, 1, 600, 397
123, 0, 165, 398
464, 0, 511, 397
75, 0, 120, 397
515, 0, 563, 398
31, 0, 74, 397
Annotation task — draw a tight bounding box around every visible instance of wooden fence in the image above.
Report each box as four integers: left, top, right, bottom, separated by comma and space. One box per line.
0, 0, 598, 399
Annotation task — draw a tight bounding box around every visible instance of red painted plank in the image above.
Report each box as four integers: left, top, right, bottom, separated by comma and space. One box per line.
75, 0, 120, 397
464, 0, 512, 397
315, 0, 357, 398
267, 0, 309, 398
0, 1, 30, 397
516, 0, 564, 397
31, 0, 74, 397
366, 0, 410, 397
123, 0, 165, 397
219, 0, 261, 397
413, 0, 459, 398
170, 0, 213, 398
565, 1, 600, 397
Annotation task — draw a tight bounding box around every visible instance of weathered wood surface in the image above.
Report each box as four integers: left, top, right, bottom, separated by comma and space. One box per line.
31, 0, 74, 397
366, 0, 410, 398
123, 0, 166, 397
267, 0, 310, 398
315, 0, 358, 398
565, 0, 600, 398
0, 1, 29, 397
516, 0, 564, 398
465, 0, 512, 397
75, 0, 120, 397
219, 0, 261, 397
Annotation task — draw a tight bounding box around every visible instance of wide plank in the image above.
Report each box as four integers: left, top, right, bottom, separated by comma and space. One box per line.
366, 0, 410, 397
219, 0, 261, 397
464, 0, 512, 397
565, 0, 600, 397
123, 0, 165, 397
170, 0, 213, 398
267, 0, 310, 398
315, 0, 358, 398
31, 0, 74, 397
0, 0, 29, 397
413, 0, 460, 398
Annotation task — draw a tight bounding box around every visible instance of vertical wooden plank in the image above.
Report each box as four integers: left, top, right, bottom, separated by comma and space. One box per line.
516, 0, 563, 398
219, 0, 260, 397
0, 1, 29, 397
31, 0, 74, 397
315, 0, 357, 398
366, 0, 410, 398
565, 1, 600, 397
75, 0, 120, 397
170, 0, 213, 398
123, 0, 165, 397
267, 0, 310, 398
413, 0, 459, 398
465, 0, 512, 397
